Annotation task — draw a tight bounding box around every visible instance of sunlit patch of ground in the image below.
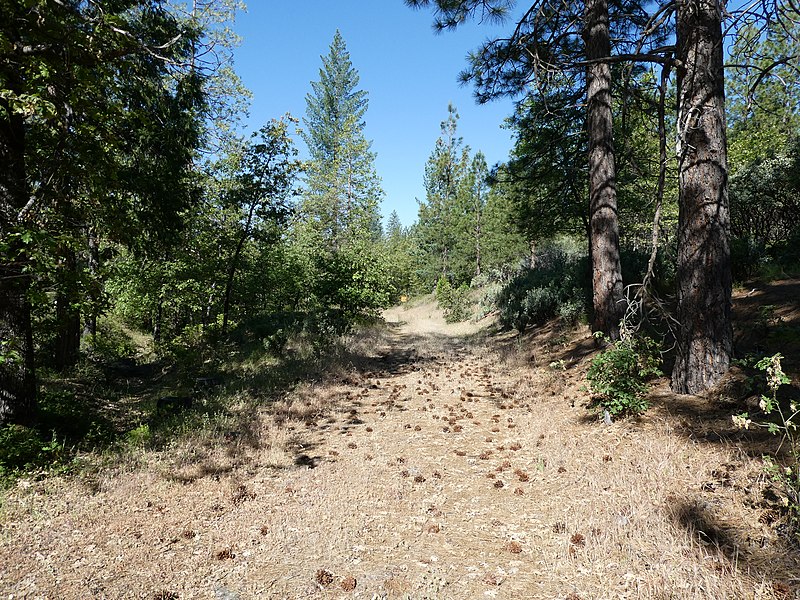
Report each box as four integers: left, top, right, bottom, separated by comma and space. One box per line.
2, 287, 799, 599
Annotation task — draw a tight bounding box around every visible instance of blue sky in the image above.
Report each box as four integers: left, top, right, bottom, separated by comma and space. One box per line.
231, 1, 518, 227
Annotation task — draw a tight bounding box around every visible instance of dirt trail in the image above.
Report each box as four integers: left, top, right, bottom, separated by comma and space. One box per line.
1, 300, 798, 599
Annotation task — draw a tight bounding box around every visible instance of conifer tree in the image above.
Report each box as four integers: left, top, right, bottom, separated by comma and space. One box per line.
417, 104, 473, 287
293, 31, 390, 319
300, 30, 383, 248
462, 151, 489, 278
406, 0, 655, 339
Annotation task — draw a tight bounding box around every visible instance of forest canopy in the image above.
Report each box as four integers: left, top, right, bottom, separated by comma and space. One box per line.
1, 0, 799, 427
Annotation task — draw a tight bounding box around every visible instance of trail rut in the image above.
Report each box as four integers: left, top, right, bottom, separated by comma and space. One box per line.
1, 301, 798, 599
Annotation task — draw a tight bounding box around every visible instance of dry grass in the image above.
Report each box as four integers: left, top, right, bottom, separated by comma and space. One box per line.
2, 291, 800, 598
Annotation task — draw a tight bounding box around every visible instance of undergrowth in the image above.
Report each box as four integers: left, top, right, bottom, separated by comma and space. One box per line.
734, 354, 800, 538
435, 276, 472, 323
0, 310, 380, 487
484, 246, 589, 332
586, 331, 662, 417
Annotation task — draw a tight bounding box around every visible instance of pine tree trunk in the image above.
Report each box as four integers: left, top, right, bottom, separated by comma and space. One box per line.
584, 0, 625, 341
671, 0, 732, 394
0, 103, 37, 425
222, 201, 256, 335
55, 249, 81, 369
83, 227, 99, 340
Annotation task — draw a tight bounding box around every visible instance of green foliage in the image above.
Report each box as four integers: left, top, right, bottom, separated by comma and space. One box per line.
435, 277, 472, 323
0, 0, 212, 422
283, 29, 389, 339
730, 236, 768, 282
0, 384, 122, 481
415, 104, 483, 289
0, 339, 22, 367
300, 30, 383, 248
728, 138, 800, 278
500, 93, 587, 243
767, 226, 800, 276
124, 424, 152, 448
160, 323, 227, 387
85, 318, 139, 362
728, 21, 800, 170
586, 332, 662, 417
37, 389, 116, 448
105, 113, 303, 346
491, 243, 589, 332
316, 241, 395, 317
382, 211, 418, 300
727, 22, 800, 279
734, 355, 800, 536
0, 425, 66, 481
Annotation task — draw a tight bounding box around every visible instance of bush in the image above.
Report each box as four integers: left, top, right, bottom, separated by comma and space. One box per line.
436, 276, 472, 323
86, 317, 139, 362
493, 245, 589, 332
731, 236, 769, 282
586, 333, 662, 417
767, 225, 800, 276
734, 354, 800, 537
0, 425, 66, 481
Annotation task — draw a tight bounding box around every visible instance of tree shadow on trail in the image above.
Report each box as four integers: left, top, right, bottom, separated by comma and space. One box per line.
642, 280, 800, 586
667, 493, 800, 587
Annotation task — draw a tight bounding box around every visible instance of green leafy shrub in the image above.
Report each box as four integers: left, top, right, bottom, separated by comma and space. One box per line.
586, 333, 662, 417
558, 297, 586, 324
731, 236, 769, 282
86, 317, 139, 362
435, 276, 472, 323
494, 247, 589, 332
734, 354, 800, 536
765, 225, 800, 278
124, 424, 152, 448
37, 389, 116, 448
301, 309, 354, 356
0, 425, 66, 481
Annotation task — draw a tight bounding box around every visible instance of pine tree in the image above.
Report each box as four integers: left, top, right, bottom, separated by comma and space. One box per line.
293, 31, 390, 318
406, 0, 655, 339
417, 104, 473, 287
383, 211, 416, 298
462, 152, 489, 278
300, 30, 383, 248
671, 0, 732, 394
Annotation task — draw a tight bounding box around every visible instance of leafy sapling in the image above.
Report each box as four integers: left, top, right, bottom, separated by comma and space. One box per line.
734, 353, 800, 533
586, 330, 662, 418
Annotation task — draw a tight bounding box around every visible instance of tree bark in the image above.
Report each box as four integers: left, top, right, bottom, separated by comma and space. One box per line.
83, 227, 100, 340
584, 0, 625, 341
222, 200, 257, 335
671, 0, 732, 394
0, 100, 37, 425
55, 248, 81, 369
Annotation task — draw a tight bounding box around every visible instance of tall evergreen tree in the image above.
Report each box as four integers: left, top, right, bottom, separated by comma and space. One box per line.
300, 30, 383, 248
585, 0, 625, 340
292, 31, 391, 319
406, 0, 656, 338
671, 0, 732, 394
464, 152, 489, 278
416, 104, 473, 287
